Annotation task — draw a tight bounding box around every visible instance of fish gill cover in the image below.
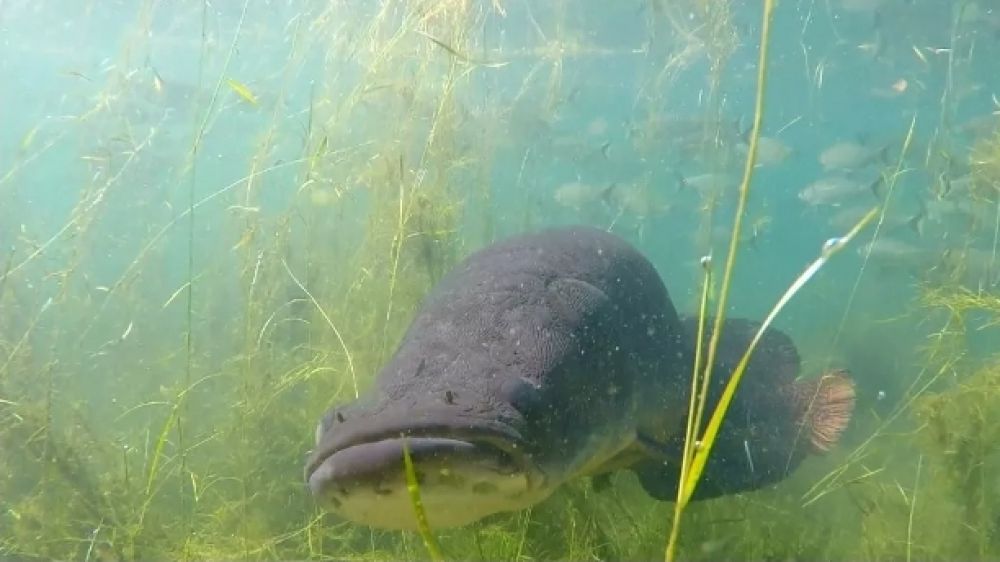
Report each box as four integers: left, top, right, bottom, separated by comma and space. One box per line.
0, 0, 999, 560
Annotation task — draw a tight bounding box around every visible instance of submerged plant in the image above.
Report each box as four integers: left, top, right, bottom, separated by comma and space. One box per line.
913, 359, 1000, 559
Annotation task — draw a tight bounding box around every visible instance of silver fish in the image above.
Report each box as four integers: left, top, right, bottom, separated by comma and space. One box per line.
799, 175, 881, 207
553, 181, 614, 210
819, 141, 888, 172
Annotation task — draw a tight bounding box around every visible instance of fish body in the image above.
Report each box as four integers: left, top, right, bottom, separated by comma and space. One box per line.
306, 227, 855, 530
925, 193, 998, 227
738, 135, 793, 167
680, 172, 738, 197
860, 238, 934, 266
943, 247, 1000, 292
861, 238, 999, 291
799, 175, 880, 207
608, 182, 671, 219
819, 141, 888, 172
553, 181, 613, 210
829, 204, 924, 236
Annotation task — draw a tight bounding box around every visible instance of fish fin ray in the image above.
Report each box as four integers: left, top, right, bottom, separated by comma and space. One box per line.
790, 369, 856, 454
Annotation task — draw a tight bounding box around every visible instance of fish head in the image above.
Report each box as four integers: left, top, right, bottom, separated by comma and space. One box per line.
305, 357, 557, 530
797, 185, 818, 205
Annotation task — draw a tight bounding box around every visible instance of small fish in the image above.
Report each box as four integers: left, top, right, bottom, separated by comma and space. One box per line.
799, 175, 882, 207
61, 69, 93, 82
828, 204, 924, 236
872, 78, 909, 98
923, 190, 997, 227
306, 227, 856, 530
225, 78, 259, 106
819, 141, 889, 172
745, 216, 772, 248
553, 181, 615, 210
19, 124, 40, 152
859, 239, 996, 291
679, 172, 738, 197
938, 247, 1000, 292
858, 239, 950, 282
151, 67, 165, 95
415, 30, 509, 68
606, 182, 671, 219
738, 135, 793, 167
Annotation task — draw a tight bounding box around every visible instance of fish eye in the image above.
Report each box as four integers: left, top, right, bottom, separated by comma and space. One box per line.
499, 376, 544, 417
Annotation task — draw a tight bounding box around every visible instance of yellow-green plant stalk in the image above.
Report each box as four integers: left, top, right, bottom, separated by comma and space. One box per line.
664, 0, 776, 558
402, 438, 445, 562
667, 256, 714, 561
669, 207, 879, 561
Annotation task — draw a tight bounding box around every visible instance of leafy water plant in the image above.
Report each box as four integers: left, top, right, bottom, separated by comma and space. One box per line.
1, 1, 998, 561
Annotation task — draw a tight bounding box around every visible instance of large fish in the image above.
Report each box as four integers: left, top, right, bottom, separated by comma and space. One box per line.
305, 226, 855, 530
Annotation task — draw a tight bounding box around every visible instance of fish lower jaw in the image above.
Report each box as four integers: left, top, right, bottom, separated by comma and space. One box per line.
308, 437, 550, 530
324, 472, 552, 531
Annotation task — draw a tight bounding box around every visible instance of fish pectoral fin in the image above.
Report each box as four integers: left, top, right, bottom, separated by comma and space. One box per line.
591, 472, 613, 493
634, 431, 675, 461
632, 458, 681, 501
629, 432, 685, 502
545, 277, 611, 324
578, 433, 667, 480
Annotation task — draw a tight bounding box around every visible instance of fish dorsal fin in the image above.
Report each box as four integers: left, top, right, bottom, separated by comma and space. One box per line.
546, 277, 610, 325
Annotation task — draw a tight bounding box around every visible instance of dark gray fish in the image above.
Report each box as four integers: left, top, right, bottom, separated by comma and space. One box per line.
305, 226, 855, 530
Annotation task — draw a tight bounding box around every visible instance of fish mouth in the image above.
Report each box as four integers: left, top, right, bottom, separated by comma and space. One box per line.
305, 421, 548, 530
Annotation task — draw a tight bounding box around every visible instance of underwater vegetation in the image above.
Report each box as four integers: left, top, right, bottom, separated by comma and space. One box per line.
1, 0, 999, 560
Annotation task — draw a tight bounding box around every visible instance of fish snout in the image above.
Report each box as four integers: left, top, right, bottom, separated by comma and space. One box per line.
305, 404, 548, 530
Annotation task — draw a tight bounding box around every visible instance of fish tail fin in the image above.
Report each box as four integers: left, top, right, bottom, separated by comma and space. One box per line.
790, 370, 856, 454
936, 171, 953, 198
869, 173, 887, 200
673, 170, 689, 191
600, 183, 618, 205
876, 143, 893, 166
907, 204, 927, 237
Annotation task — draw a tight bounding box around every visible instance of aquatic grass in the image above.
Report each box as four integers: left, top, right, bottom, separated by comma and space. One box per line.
282, 259, 359, 399
663, 0, 895, 557
664, 0, 778, 558
911, 358, 1000, 559
3, 1, 998, 561
820, 114, 919, 374
906, 454, 923, 562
